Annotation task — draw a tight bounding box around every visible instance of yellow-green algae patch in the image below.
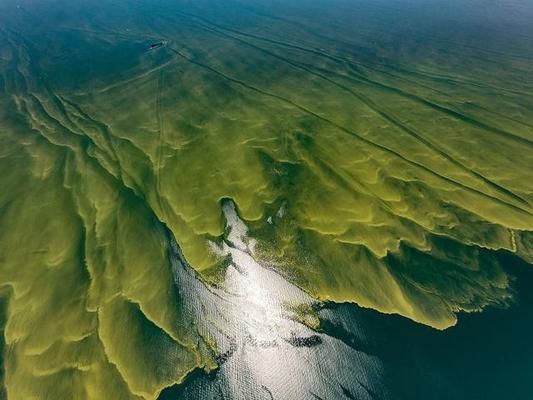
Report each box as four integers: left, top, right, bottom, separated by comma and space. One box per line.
1, 0, 533, 398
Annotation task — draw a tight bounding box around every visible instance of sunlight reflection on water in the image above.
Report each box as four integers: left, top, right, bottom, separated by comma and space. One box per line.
168, 201, 387, 399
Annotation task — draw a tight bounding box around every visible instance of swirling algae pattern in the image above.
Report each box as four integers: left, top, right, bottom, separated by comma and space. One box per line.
0, 0, 532, 398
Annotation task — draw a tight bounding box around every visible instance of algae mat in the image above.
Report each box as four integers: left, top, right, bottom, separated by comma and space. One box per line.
0, 0, 532, 399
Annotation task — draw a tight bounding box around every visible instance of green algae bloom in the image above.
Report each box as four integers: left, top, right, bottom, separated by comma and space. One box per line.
0, 0, 532, 399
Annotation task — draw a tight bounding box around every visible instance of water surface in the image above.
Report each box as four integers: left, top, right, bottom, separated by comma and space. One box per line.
0, 0, 532, 399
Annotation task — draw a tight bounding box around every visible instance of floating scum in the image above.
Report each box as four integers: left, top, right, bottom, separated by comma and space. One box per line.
0, 0, 533, 398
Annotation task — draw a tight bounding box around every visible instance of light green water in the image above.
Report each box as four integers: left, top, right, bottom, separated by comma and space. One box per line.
0, 0, 532, 399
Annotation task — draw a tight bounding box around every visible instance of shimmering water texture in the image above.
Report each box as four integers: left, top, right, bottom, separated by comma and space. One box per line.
0, 0, 532, 399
